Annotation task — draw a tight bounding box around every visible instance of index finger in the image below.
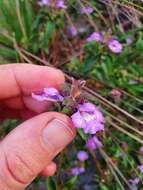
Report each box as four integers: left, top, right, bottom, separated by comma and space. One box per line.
0, 64, 65, 100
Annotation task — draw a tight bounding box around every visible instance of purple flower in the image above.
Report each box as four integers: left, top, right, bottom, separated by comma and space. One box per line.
86, 136, 102, 151
68, 26, 77, 37
110, 89, 122, 101
108, 39, 122, 53
79, 167, 85, 173
87, 32, 103, 43
38, 0, 50, 6
71, 167, 85, 176
38, 0, 66, 9
77, 151, 88, 161
71, 167, 80, 176
80, 7, 94, 14
128, 178, 140, 186
32, 87, 63, 102
128, 80, 138, 85
71, 103, 104, 134
126, 37, 133, 45
138, 164, 143, 173
56, 0, 67, 9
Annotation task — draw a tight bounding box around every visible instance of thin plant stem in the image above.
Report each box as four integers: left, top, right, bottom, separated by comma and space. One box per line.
14, 40, 32, 64
107, 119, 143, 144
15, 0, 27, 41
90, 150, 107, 183
102, 109, 143, 137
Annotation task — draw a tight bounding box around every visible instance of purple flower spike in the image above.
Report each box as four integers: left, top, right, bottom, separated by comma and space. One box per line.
80, 7, 94, 14
32, 87, 63, 102
86, 136, 102, 151
128, 178, 140, 186
138, 164, 143, 173
71, 102, 104, 134
77, 151, 88, 161
108, 39, 122, 53
56, 0, 67, 9
87, 32, 103, 43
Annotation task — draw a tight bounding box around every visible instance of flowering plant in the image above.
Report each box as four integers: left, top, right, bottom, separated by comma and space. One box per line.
1, 0, 143, 189
32, 79, 105, 178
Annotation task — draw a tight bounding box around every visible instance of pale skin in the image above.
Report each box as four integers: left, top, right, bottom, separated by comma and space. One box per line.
0, 64, 76, 190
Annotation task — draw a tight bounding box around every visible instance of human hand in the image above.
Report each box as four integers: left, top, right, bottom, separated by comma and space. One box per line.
0, 64, 76, 190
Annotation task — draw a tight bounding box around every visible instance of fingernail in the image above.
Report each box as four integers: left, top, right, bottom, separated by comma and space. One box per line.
42, 118, 75, 153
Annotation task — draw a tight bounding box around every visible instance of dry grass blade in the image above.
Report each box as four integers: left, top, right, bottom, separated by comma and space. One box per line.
100, 149, 134, 189
121, 90, 143, 104
107, 119, 143, 144
102, 109, 143, 137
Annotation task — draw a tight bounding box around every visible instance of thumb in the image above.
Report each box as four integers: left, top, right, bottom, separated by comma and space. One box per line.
0, 112, 76, 190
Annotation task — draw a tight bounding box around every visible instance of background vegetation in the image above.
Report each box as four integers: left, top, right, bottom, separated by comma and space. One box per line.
0, 0, 143, 189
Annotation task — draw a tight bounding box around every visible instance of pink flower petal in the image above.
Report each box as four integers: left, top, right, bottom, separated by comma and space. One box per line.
87, 32, 103, 43
86, 136, 102, 150
32, 93, 45, 102
80, 7, 93, 14
79, 102, 96, 113
71, 111, 86, 128
108, 39, 122, 53
44, 87, 59, 95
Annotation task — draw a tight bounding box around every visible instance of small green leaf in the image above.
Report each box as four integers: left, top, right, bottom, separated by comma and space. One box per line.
45, 177, 56, 190
77, 129, 87, 140
63, 176, 77, 190
100, 184, 110, 190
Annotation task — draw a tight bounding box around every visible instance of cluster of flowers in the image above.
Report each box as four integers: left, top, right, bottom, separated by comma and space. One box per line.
32, 81, 105, 176
38, 1, 125, 54
32, 88, 104, 142
71, 151, 88, 176
38, 0, 94, 14
38, 0, 67, 9
86, 32, 122, 54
